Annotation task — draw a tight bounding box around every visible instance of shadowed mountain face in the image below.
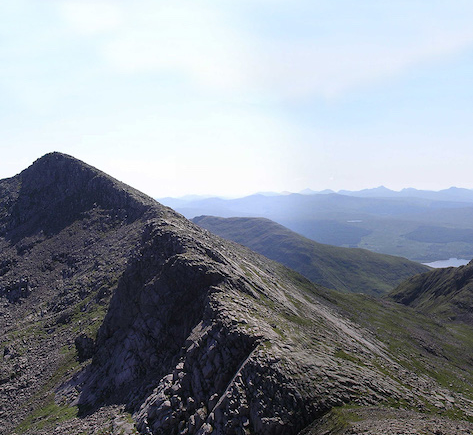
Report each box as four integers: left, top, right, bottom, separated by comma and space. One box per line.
390, 260, 473, 324
3, 153, 473, 435
192, 215, 429, 296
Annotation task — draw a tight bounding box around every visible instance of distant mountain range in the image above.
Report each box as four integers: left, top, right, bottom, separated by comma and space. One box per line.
338, 186, 473, 202
167, 186, 473, 201
159, 187, 473, 262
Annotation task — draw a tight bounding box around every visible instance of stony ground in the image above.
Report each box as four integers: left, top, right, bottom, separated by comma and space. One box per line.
2, 153, 473, 435
304, 407, 473, 435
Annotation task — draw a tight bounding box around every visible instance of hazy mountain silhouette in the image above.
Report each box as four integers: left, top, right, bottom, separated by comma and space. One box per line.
160, 191, 473, 262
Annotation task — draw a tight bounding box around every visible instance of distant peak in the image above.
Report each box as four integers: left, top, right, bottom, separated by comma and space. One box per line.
299, 188, 316, 195
18, 153, 111, 195
38, 151, 75, 159
370, 186, 393, 192
445, 186, 469, 192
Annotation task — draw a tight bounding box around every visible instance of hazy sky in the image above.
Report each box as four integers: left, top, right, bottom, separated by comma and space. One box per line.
2, 1, 473, 197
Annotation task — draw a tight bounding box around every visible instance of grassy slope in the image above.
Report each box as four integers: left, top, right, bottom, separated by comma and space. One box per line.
192, 216, 429, 296
301, 285, 473, 433
389, 261, 473, 324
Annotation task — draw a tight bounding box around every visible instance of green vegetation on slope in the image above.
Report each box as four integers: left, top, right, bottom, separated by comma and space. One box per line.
405, 225, 473, 244
389, 260, 473, 324
315, 287, 473, 417
193, 216, 429, 296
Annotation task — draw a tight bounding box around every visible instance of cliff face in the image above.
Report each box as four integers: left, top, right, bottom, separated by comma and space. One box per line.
2, 153, 473, 435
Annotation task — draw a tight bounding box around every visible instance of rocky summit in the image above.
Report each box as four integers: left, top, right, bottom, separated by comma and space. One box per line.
2, 153, 473, 434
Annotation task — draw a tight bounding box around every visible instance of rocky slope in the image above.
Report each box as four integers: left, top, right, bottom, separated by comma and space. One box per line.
192, 215, 429, 295
390, 259, 473, 324
1, 153, 473, 434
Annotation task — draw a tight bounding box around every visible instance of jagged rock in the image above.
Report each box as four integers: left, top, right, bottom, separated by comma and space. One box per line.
1, 153, 473, 435
74, 334, 95, 362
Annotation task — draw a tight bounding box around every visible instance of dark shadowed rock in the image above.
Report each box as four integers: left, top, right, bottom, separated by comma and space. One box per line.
75, 334, 95, 362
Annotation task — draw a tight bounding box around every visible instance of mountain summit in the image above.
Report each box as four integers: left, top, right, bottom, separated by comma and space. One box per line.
2, 154, 473, 434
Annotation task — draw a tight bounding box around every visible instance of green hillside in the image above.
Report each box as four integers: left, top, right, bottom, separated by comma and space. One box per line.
192, 215, 429, 296
390, 260, 473, 324
162, 192, 473, 262
305, 286, 473, 434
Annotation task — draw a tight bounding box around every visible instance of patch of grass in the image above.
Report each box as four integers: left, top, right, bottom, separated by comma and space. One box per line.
287, 293, 304, 310
271, 324, 285, 338
442, 407, 473, 422
65, 291, 110, 340
14, 349, 81, 433
384, 396, 414, 411
96, 424, 113, 435
301, 405, 363, 435
334, 349, 365, 367
282, 312, 312, 327
258, 293, 276, 310
15, 399, 78, 433
260, 340, 272, 350
417, 396, 473, 423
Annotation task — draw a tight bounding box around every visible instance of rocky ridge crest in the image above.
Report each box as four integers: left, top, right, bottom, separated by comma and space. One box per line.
1, 153, 473, 434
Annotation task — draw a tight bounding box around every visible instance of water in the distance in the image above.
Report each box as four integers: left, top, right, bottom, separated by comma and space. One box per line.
423, 258, 470, 268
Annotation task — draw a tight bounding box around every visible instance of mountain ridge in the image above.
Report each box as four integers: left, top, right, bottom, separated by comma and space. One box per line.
2, 153, 473, 434
389, 259, 473, 324
2, 153, 385, 434
192, 215, 429, 295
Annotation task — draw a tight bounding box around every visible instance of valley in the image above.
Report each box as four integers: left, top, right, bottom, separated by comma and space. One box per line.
161, 189, 473, 263
192, 215, 429, 296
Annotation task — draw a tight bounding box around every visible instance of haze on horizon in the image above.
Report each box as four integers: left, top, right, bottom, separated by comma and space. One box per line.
1, 1, 473, 198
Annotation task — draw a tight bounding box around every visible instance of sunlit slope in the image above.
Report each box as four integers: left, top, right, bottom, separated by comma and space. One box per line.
193, 215, 429, 296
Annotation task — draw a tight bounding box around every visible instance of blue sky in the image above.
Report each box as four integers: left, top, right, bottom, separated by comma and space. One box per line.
2, 1, 473, 197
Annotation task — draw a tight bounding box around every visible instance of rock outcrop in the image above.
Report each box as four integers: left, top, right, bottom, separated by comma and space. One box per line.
1, 153, 473, 435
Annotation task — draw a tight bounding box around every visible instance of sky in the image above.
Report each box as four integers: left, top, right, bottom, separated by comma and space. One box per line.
2, 1, 473, 198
